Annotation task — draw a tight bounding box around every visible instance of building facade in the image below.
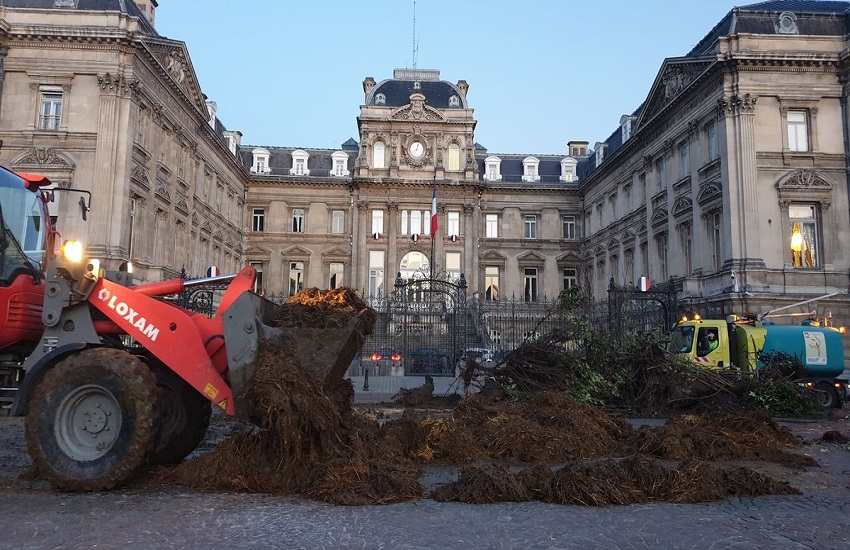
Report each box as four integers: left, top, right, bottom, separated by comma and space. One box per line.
242, 69, 584, 303
0, 0, 245, 284
580, 1, 850, 325
1, 0, 849, 329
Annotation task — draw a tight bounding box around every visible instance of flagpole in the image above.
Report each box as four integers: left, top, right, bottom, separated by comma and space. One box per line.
430, 179, 436, 280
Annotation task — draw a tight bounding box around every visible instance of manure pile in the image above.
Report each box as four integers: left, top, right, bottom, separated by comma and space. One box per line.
170, 292, 810, 505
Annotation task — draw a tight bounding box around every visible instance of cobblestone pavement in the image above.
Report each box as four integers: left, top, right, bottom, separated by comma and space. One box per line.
1, 489, 849, 549
2, 412, 849, 549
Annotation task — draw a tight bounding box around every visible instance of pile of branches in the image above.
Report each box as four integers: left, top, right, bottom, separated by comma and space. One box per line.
459, 327, 754, 414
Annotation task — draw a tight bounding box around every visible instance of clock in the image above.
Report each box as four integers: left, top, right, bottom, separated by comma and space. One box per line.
409, 140, 425, 158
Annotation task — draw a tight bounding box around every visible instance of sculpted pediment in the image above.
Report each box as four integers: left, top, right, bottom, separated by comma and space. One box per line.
517, 250, 546, 264
244, 244, 271, 257
389, 94, 447, 123
637, 57, 715, 127
671, 195, 693, 217
282, 245, 312, 258
141, 38, 207, 115
322, 245, 351, 258
697, 181, 722, 205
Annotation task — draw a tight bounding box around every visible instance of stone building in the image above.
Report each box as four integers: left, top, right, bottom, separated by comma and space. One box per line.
0, 0, 245, 283
242, 69, 585, 302
580, 0, 850, 325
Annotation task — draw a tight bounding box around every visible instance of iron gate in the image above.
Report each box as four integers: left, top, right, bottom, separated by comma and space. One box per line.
356, 274, 473, 377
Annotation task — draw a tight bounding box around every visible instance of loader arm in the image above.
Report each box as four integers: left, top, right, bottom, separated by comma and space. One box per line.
88, 277, 236, 415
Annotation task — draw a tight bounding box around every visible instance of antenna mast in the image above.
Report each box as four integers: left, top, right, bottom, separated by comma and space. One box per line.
412, 1, 418, 69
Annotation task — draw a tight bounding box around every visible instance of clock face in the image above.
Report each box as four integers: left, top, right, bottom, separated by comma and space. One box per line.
409, 141, 425, 158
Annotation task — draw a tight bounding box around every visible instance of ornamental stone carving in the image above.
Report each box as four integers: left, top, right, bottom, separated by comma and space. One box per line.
718, 93, 758, 116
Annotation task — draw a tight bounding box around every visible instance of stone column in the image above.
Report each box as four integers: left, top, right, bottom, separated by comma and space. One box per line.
464, 202, 477, 292
721, 92, 762, 270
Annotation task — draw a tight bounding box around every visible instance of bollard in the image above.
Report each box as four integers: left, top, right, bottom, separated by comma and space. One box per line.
363, 368, 370, 391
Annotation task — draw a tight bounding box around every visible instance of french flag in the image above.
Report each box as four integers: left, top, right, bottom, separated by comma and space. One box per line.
430, 183, 438, 236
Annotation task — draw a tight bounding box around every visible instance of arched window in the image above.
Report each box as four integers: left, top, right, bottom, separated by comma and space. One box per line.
399, 251, 430, 280
373, 141, 385, 169
447, 143, 460, 171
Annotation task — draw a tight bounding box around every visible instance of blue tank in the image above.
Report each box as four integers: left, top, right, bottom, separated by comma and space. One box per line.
760, 325, 845, 379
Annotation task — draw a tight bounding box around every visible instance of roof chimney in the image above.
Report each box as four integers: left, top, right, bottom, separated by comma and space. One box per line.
456, 80, 469, 97
363, 77, 376, 101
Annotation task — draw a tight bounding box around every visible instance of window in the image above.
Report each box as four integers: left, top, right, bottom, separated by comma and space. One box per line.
422, 210, 431, 236
331, 152, 349, 177
289, 262, 304, 295
447, 211, 460, 237
595, 145, 606, 168
375, 93, 386, 105
447, 143, 460, 171
410, 210, 422, 235
522, 157, 540, 182
681, 224, 693, 276
292, 209, 305, 233
290, 150, 310, 176
448, 95, 460, 107
249, 261, 264, 294
712, 212, 722, 271
369, 250, 385, 298
252, 208, 265, 232
562, 216, 576, 240
560, 158, 577, 183
523, 268, 538, 302
332, 210, 345, 234
401, 210, 409, 234
656, 157, 666, 189
787, 110, 809, 152
524, 215, 537, 239
39, 87, 63, 130
485, 214, 498, 238
373, 141, 385, 169
563, 268, 578, 290
329, 262, 344, 289
484, 156, 502, 182
485, 266, 499, 300
251, 148, 270, 174
656, 234, 668, 282
621, 118, 632, 142
707, 123, 718, 160
371, 210, 384, 234
445, 252, 461, 283
680, 142, 690, 176
789, 204, 818, 268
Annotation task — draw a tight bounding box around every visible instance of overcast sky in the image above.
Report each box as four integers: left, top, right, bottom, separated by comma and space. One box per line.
156, 0, 744, 154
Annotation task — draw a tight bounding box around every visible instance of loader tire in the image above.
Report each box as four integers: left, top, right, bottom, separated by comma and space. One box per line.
25, 348, 159, 491
147, 362, 212, 464
813, 381, 839, 409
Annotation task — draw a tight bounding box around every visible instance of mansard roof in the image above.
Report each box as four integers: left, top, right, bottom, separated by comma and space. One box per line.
688, 1, 849, 57
366, 69, 468, 109
238, 142, 358, 178
3, 0, 158, 36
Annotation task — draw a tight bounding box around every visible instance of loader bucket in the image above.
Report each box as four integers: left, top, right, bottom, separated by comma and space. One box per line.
221, 291, 372, 418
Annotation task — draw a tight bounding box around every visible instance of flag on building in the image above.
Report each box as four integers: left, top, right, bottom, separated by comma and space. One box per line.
430, 183, 438, 236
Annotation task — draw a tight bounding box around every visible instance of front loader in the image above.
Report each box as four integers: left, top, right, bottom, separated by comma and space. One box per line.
1, 168, 370, 490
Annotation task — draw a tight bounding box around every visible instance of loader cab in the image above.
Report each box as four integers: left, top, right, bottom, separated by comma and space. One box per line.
0, 168, 51, 285
0, 167, 53, 352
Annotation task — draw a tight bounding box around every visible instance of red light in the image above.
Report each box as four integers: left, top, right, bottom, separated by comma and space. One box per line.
391, 354, 402, 362
371, 353, 382, 362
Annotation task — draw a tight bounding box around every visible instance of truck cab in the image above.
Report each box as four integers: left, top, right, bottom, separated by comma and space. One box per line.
666, 317, 731, 368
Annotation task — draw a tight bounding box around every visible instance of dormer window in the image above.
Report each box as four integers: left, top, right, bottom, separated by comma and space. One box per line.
560, 157, 578, 183
484, 156, 502, 182
620, 115, 633, 142
375, 93, 386, 105
594, 143, 607, 168
205, 101, 217, 129
251, 148, 271, 174
522, 157, 540, 182
449, 95, 460, 107
289, 149, 310, 176
331, 151, 349, 177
